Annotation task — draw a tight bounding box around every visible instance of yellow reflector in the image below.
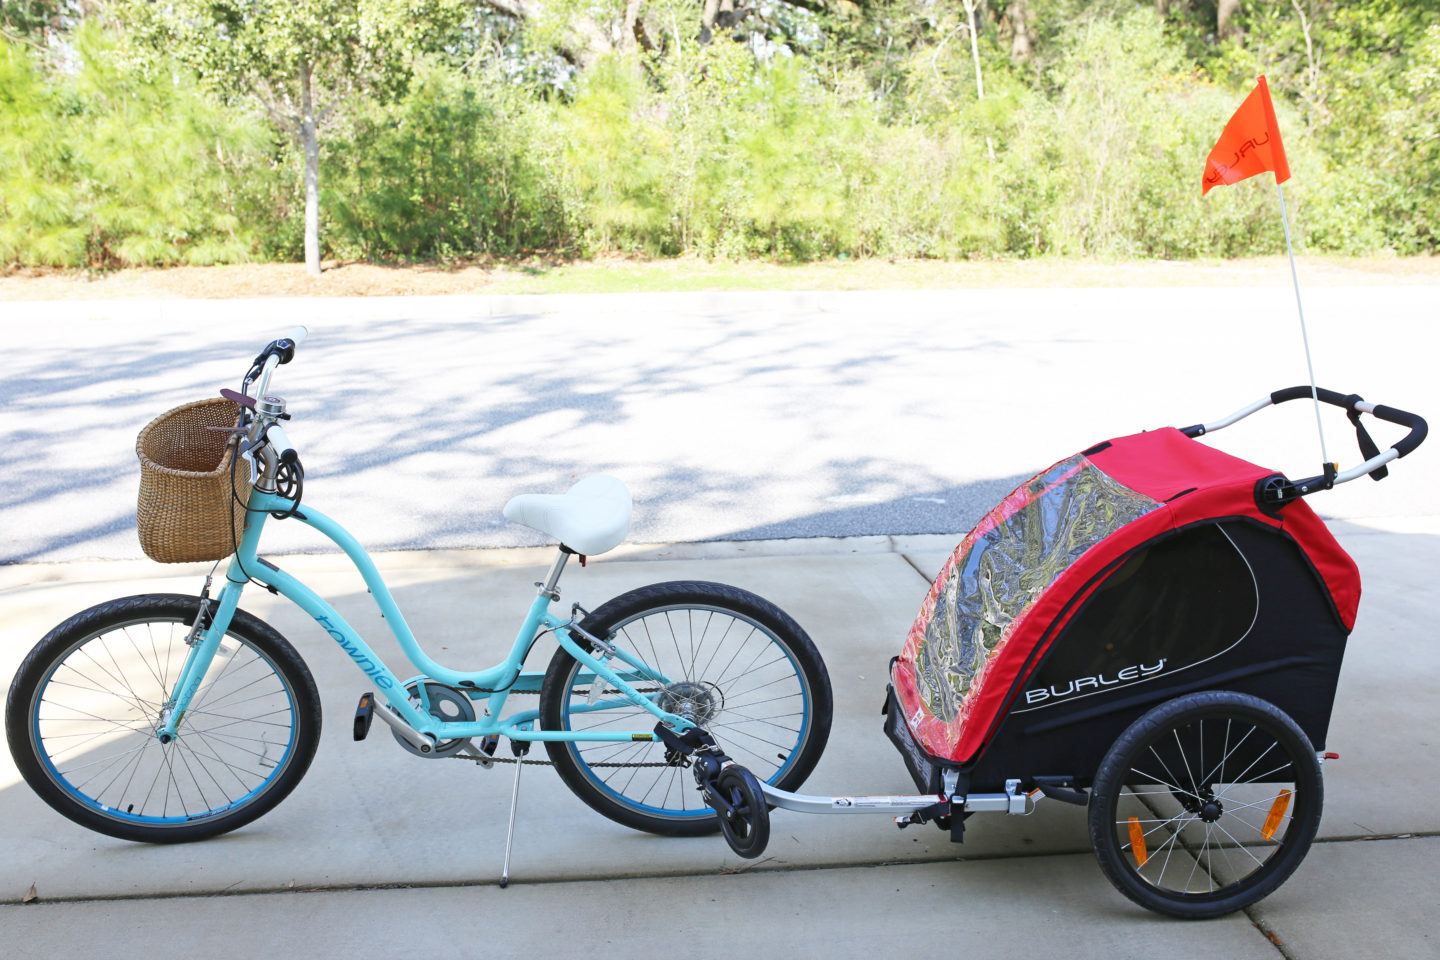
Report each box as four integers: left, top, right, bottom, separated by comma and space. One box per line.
1128, 817, 1148, 866
1262, 789, 1293, 840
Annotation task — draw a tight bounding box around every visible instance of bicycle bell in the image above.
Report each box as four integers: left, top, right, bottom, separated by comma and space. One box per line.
257, 394, 287, 419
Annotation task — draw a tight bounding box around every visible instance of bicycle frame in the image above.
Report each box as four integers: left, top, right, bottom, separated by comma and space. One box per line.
158, 490, 695, 749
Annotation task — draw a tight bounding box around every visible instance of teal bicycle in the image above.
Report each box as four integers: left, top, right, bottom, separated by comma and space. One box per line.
5, 329, 832, 880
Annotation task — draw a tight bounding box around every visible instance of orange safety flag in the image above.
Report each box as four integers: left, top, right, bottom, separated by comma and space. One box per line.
1201, 75, 1291, 195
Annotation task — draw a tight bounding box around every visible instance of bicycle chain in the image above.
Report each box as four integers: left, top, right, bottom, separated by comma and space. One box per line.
446, 686, 682, 769
451, 754, 678, 769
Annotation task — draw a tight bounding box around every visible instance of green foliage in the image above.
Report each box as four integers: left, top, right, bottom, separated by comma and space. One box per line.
562, 55, 674, 253
0, 36, 82, 265
1194, 0, 1440, 253
2, 1, 1437, 269
324, 63, 575, 258
1034, 9, 1285, 257
120, 0, 472, 108
0, 28, 277, 267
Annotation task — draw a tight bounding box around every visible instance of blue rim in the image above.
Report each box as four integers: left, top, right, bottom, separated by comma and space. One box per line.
32, 631, 301, 827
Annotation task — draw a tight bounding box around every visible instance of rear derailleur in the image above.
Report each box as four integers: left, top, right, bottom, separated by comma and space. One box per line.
655, 723, 770, 859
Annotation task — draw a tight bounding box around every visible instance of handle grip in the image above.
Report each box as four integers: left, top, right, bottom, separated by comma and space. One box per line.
1269, 385, 1352, 407
1270, 386, 1428, 459
1370, 403, 1428, 458
265, 422, 298, 465
262, 326, 307, 367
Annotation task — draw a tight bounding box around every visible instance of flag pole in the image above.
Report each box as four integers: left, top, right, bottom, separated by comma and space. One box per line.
1276, 181, 1329, 466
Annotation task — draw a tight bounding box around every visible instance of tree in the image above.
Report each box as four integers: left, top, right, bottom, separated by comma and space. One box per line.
1, 1, 89, 47
123, 0, 468, 274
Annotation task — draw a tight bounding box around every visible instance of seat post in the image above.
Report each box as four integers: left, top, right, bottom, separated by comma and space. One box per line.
537, 547, 571, 600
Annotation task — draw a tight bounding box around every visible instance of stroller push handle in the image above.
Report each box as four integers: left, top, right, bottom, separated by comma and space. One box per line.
1267, 386, 1428, 461
1179, 386, 1428, 495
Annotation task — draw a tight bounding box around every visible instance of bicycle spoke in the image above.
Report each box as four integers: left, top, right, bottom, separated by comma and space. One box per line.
1208, 819, 1271, 869
1201, 721, 1255, 787
24, 609, 308, 829
1216, 739, 1280, 792
1126, 765, 1195, 801
707, 722, 799, 753
123, 624, 171, 697
1174, 726, 1201, 800
695, 616, 739, 683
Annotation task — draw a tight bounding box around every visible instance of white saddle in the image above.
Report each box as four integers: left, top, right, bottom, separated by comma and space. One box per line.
502, 475, 632, 557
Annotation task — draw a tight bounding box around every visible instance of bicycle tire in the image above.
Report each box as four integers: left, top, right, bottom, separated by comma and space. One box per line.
539, 581, 832, 836
5, 593, 321, 843
1087, 690, 1323, 918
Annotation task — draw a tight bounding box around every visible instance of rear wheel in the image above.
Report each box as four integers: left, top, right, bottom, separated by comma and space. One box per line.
5, 594, 321, 843
540, 581, 832, 836
1088, 690, 1322, 919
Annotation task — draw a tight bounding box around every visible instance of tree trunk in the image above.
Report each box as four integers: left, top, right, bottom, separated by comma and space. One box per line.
1217, 0, 1241, 40
700, 0, 720, 41
1006, 0, 1032, 59
299, 60, 322, 277
963, 0, 984, 99
621, 0, 644, 51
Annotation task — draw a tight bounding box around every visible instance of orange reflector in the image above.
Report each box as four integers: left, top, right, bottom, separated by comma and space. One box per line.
1262, 789, 1293, 840
1128, 817, 1148, 866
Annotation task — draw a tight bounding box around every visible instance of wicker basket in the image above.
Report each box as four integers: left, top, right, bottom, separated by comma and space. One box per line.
136, 398, 252, 563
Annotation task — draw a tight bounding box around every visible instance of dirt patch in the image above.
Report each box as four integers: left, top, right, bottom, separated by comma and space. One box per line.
0, 261, 527, 301
2, 255, 1437, 301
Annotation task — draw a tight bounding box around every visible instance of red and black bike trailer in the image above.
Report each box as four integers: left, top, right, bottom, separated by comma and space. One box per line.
712, 386, 1426, 919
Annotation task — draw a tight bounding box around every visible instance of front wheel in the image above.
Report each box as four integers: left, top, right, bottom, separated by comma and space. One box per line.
540, 581, 832, 836
5, 594, 322, 843
1088, 690, 1323, 919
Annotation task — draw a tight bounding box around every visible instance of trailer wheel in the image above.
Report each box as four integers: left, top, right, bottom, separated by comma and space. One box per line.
1087, 690, 1322, 919
714, 764, 770, 859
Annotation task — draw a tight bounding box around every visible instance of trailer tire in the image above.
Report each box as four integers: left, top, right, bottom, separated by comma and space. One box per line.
1088, 690, 1322, 919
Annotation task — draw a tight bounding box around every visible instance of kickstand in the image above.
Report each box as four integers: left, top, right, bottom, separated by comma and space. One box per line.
499, 739, 530, 889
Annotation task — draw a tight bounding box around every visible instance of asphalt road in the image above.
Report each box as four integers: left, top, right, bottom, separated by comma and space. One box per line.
2, 286, 1436, 563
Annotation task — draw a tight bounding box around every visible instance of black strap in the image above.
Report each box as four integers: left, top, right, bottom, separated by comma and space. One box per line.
1343, 393, 1388, 481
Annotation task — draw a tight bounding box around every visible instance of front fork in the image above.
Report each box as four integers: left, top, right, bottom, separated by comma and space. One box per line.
157, 578, 246, 742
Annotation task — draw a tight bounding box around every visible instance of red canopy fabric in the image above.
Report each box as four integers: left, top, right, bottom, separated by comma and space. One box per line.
893, 429, 1359, 765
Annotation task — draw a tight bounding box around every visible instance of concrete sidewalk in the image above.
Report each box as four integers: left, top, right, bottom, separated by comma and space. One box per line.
2, 524, 1437, 958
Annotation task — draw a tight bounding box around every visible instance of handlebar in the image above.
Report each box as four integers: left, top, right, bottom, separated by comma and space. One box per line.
1267, 386, 1428, 460
1178, 386, 1427, 503
231, 329, 308, 510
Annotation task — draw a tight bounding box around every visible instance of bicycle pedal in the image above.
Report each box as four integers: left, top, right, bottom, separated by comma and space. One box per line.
353, 691, 375, 741
480, 735, 499, 757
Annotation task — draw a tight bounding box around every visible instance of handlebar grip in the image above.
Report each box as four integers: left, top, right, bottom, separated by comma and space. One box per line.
271, 327, 304, 365
1371, 404, 1428, 458
1269, 385, 1353, 407
266, 422, 299, 465
257, 327, 308, 369
1271, 385, 1428, 461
